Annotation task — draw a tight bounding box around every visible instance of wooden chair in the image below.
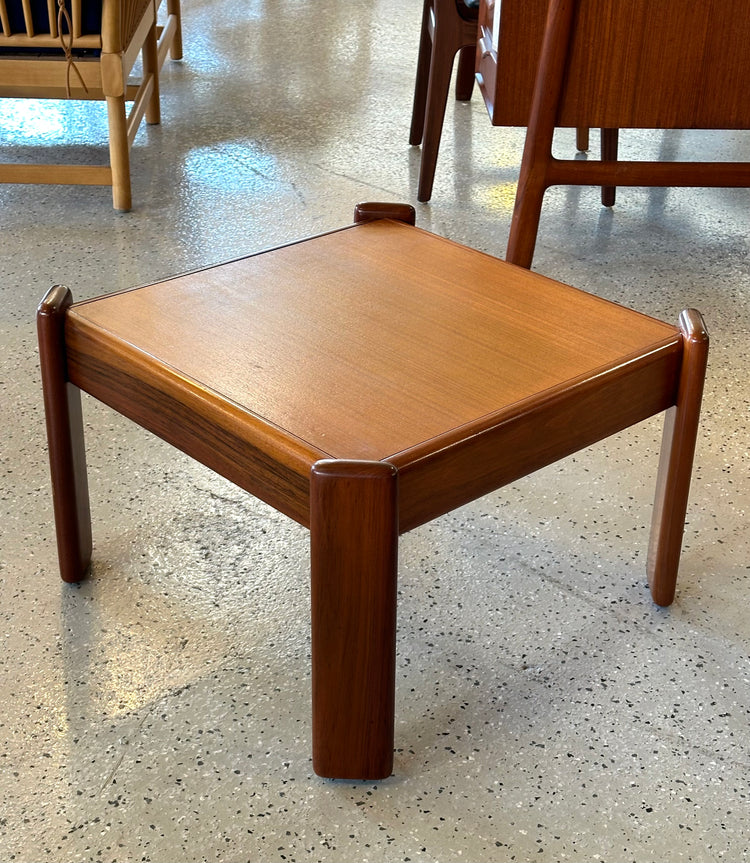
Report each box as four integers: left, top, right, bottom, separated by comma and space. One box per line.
38, 204, 708, 780
0, 0, 181, 210
409, 0, 479, 202
408, 0, 596, 204
475, 0, 750, 267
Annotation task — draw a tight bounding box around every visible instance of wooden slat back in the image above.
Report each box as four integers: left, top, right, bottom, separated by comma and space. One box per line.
123, 0, 151, 46
0, 0, 107, 43
0, 1, 11, 36
100, 0, 155, 54
0, 0, 58, 36
46, 0, 57, 37
0, 0, 160, 56
21, 0, 34, 36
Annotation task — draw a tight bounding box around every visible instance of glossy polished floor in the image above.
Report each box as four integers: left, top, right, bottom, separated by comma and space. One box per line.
2, 1, 749, 860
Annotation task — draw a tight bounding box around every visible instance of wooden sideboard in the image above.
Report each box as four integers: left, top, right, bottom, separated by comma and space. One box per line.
476, 0, 750, 130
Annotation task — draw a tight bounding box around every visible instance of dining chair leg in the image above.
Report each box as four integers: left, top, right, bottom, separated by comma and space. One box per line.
409, 0, 435, 147
455, 43, 476, 100
310, 460, 399, 780
417, 31, 460, 201
37, 286, 92, 584
143, 23, 161, 126
647, 309, 709, 607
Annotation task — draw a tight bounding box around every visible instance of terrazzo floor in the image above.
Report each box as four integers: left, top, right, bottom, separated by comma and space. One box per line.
1, 0, 749, 860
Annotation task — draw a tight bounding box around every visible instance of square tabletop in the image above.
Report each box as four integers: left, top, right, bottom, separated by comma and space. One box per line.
66, 220, 680, 466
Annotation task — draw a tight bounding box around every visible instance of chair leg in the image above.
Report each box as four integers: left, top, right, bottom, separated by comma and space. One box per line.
647, 309, 709, 607
455, 43, 475, 101
310, 460, 398, 780
37, 286, 92, 584
414, 0, 478, 202
409, 0, 435, 147
143, 23, 161, 126
417, 25, 461, 202
106, 95, 132, 212
601, 127, 619, 207
575, 127, 589, 151
167, 0, 182, 60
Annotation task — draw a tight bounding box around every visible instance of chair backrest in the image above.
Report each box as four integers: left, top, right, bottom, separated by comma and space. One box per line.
478, 0, 750, 130
0, 0, 103, 48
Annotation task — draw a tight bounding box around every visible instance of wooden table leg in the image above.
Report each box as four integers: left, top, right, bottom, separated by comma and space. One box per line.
37, 286, 92, 583
647, 309, 709, 606
310, 460, 398, 780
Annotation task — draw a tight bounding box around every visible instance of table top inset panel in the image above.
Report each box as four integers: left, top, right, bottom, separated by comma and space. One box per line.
69, 221, 680, 462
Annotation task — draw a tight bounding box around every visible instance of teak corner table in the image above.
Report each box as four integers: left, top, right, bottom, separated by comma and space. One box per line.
38, 204, 708, 780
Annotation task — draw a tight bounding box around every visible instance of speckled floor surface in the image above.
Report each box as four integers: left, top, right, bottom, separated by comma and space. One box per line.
1, 1, 749, 860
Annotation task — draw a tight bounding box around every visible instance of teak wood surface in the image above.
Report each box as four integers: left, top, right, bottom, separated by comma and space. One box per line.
63, 220, 682, 529
39, 215, 708, 779
477, 0, 750, 130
